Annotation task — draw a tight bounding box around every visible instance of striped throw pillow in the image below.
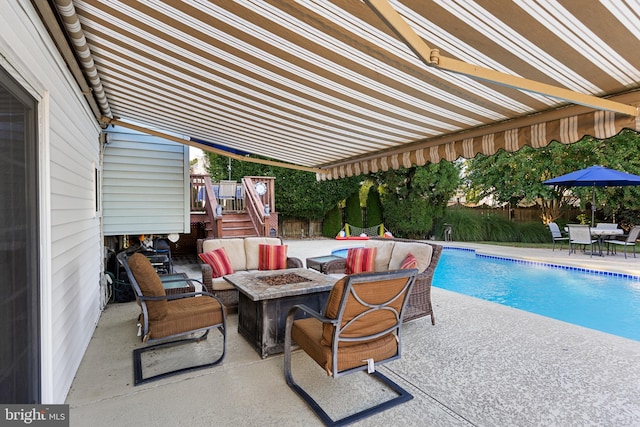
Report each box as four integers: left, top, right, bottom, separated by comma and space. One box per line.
198, 248, 234, 278
346, 247, 376, 274
258, 244, 288, 270
400, 253, 418, 270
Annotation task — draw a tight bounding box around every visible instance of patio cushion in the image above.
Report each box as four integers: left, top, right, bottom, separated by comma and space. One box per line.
364, 240, 395, 272
345, 247, 376, 274
202, 238, 247, 271
147, 296, 224, 340
321, 275, 406, 347
199, 247, 234, 277
389, 242, 432, 273
258, 244, 288, 270
128, 253, 168, 321
245, 237, 282, 269
293, 317, 398, 376
401, 253, 417, 270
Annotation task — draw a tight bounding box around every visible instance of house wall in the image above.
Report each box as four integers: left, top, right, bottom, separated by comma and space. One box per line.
0, 1, 103, 402
102, 126, 190, 236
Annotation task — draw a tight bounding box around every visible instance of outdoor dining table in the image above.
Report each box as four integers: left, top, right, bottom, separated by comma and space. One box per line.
565, 226, 624, 256
590, 228, 624, 256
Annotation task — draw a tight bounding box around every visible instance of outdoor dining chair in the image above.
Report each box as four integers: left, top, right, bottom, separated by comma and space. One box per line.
548, 222, 569, 251
567, 224, 598, 257
117, 252, 227, 385
605, 226, 640, 258
284, 269, 417, 426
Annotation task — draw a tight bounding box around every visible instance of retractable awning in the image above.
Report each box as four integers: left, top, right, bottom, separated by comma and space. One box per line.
44, 0, 640, 179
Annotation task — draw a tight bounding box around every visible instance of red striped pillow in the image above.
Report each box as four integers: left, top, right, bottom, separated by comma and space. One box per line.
259, 244, 288, 270
346, 247, 376, 274
401, 253, 418, 270
198, 248, 234, 278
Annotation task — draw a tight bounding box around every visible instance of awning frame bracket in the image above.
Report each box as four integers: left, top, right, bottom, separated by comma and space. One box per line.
365, 0, 638, 117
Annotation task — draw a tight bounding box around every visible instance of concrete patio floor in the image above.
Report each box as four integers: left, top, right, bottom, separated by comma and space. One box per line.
66, 239, 640, 426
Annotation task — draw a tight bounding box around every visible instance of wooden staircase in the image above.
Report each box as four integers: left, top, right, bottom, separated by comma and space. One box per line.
189, 175, 278, 239
218, 212, 258, 238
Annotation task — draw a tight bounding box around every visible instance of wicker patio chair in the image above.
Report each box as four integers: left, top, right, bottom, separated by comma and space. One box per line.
284, 269, 417, 426
117, 252, 227, 385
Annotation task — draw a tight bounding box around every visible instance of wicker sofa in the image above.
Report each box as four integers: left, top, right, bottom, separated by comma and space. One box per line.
322, 237, 442, 324
196, 237, 303, 312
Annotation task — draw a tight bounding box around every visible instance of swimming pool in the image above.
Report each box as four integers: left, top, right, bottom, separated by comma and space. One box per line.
434, 248, 640, 342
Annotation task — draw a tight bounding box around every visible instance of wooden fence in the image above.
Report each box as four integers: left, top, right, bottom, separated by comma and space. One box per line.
280, 220, 323, 238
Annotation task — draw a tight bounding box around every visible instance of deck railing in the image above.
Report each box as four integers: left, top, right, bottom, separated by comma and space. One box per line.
190, 174, 277, 237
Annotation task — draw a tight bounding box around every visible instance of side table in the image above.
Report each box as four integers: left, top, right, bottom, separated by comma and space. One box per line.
306, 255, 344, 274
160, 272, 195, 296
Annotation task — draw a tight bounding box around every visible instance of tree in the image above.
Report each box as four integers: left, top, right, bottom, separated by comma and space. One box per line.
344, 190, 362, 227
365, 183, 384, 227
373, 161, 461, 239
465, 130, 640, 224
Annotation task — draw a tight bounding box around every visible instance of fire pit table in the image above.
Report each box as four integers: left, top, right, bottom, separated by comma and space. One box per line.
223, 268, 338, 358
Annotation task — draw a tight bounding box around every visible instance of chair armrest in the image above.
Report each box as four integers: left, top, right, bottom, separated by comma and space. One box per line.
287, 256, 303, 268
139, 289, 219, 302
286, 303, 335, 323
323, 258, 347, 274
201, 264, 214, 292
196, 239, 205, 257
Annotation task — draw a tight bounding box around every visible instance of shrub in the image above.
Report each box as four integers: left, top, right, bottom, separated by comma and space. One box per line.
365, 185, 383, 227
322, 205, 342, 238
519, 221, 551, 243
436, 207, 550, 243
344, 191, 363, 227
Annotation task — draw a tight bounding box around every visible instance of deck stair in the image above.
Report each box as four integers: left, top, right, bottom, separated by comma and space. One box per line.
218, 212, 258, 238
189, 175, 276, 239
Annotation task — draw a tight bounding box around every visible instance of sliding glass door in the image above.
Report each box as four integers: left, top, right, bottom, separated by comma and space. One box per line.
0, 66, 40, 403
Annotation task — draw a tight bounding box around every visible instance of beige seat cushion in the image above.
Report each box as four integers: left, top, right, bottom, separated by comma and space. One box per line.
364, 240, 395, 272
210, 276, 237, 291
202, 238, 247, 271
244, 237, 282, 270
389, 242, 433, 273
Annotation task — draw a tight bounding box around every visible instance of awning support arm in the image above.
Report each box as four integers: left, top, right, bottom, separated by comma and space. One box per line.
101, 118, 325, 174
364, 0, 638, 117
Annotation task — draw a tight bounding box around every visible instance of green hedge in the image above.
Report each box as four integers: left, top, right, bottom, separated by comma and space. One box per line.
435, 208, 549, 243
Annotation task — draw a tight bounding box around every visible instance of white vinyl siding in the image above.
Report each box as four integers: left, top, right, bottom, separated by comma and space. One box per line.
102, 127, 190, 236
1, 1, 103, 402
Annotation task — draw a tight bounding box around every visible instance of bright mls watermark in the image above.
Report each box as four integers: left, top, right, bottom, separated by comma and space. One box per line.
1, 405, 68, 426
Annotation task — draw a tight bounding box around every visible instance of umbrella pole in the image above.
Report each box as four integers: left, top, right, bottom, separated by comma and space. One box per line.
591, 186, 595, 227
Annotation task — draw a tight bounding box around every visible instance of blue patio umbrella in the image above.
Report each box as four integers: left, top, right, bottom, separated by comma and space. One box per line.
543, 165, 640, 226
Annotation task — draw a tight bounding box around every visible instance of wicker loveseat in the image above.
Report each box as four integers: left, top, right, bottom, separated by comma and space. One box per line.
196, 237, 303, 312
321, 237, 442, 324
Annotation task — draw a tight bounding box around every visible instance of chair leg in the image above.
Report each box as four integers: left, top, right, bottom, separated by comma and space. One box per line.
284, 320, 412, 426
285, 363, 412, 427
133, 325, 226, 385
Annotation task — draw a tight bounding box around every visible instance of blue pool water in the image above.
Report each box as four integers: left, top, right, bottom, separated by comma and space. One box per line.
434, 248, 640, 342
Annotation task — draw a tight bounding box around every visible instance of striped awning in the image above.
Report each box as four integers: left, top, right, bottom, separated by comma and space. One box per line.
46, 0, 640, 179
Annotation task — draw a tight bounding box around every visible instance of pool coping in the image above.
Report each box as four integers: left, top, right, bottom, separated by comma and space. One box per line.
443, 245, 640, 280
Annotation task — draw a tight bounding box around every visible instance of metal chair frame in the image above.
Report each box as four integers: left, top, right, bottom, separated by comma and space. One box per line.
567, 224, 598, 257
284, 269, 416, 426
548, 222, 569, 251
117, 252, 227, 385
605, 226, 640, 259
